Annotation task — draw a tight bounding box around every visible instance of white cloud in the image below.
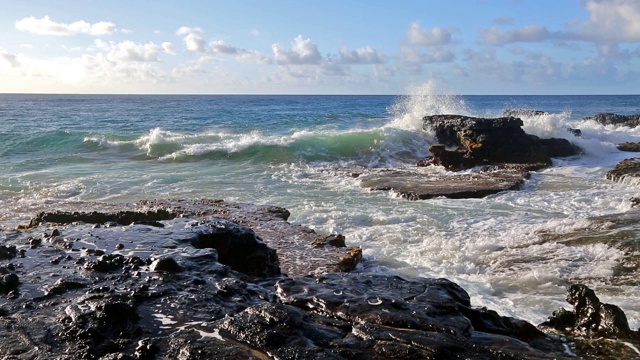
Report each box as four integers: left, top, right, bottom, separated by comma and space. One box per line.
104, 41, 173, 62
176, 26, 208, 53
405, 22, 452, 46
120, 28, 133, 34
16, 16, 115, 36
94, 39, 109, 49
236, 51, 272, 64
162, 42, 176, 55
339, 46, 384, 64
272, 35, 322, 65
210, 40, 238, 54
480, 25, 550, 45
198, 56, 220, 64
20, 44, 34, 49
578, 0, 640, 42
250, 29, 261, 37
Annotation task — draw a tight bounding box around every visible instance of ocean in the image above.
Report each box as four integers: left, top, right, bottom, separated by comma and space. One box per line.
1, 83, 640, 328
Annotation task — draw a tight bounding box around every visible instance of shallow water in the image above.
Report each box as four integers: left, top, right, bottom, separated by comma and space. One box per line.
1, 85, 640, 327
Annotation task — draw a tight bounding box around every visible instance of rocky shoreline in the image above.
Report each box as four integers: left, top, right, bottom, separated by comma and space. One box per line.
0, 199, 639, 359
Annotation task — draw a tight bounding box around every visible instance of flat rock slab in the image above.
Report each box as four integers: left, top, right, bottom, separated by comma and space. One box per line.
355, 167, 528, 199
123, 199, 361, 277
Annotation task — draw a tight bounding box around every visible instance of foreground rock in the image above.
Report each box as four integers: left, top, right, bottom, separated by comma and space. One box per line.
541, 284, 640, 358
420, 115, 580, 171
586, 113, 640, 128
606, 157, 640, 184
0, 200, 635, 359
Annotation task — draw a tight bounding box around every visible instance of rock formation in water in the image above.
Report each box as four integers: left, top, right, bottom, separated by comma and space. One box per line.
617, 142, 640, 152
419, 115, 580, 171
541, 284, 640, 359
606, 157, 640, 183
586, 113, 640, 128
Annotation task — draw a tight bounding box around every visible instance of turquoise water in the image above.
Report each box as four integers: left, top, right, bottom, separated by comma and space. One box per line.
1, 88, 640, 327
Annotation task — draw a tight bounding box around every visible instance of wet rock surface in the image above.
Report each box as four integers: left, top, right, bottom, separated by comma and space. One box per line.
586, 113, 640, 128
0, 199, 635, 359
421, 114, 580, 170
618, 142, 640, 152
541, 284, 640, 359
606, 157, 640, 184
355, 166, 531, 199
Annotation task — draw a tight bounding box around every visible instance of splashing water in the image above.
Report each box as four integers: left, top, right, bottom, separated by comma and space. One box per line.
387, 80, 471, 132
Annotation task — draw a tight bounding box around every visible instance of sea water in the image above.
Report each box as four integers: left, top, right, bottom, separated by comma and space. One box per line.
1, 83, 640, 328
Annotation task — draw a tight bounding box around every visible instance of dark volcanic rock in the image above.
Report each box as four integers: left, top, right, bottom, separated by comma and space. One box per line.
586, 113, 640, 128
0, 245, 17, 260
617, 142, 640, 152
606, 157, 640, 183
541, 284, 640, 358
190, 219, 280, 278
357, 166, 531, 200
421, 114, 580, 170
268, 273, 569, 359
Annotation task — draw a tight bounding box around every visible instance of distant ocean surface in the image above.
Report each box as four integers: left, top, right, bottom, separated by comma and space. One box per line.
2, 84, 640, 327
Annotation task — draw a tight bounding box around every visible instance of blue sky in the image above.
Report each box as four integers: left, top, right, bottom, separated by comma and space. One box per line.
1, 0, 639, 94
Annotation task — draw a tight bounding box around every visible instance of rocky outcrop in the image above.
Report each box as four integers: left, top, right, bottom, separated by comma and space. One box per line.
0, 200, 637, 359
617, 142, 640, 152
420, 115, 580, 171
606, 157, 640, 184
541, 284, 640, 359
586, 113, 640, 128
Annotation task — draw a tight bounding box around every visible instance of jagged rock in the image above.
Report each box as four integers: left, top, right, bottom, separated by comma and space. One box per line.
586, 113, 640, 128
541, 284, 639, 340
606, 157, 640, 183
190, 219, 280, 278
0, 245, 17, 260
421, 115, 580, 170
617, 142, 640, 152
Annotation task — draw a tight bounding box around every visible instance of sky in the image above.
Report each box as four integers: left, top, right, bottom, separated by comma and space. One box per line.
1, 0, 639, 95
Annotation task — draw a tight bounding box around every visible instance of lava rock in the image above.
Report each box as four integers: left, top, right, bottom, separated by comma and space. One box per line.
0, 245, 17, 260
586, 113, 640, 128
421, 114, 580, 170
617, 142, 640, 152
606, 157, 640, 183
190, 219, 280, 277
541, 284, 639, 339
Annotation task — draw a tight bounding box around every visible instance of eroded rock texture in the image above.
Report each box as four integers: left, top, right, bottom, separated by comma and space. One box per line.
420, 115, 580, 170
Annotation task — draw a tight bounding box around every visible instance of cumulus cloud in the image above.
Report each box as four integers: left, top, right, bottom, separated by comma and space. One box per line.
236, 51, 272, 64
176, 26, 208, 53
162, 42, 176, 55
272, 35, 322, 65
210, 40, 238, 54
101, 41, 174, 62
578, 0, 640, 42
405, 22, 452, 46
339, 46, 384, 64
480, 25, 551, 45
16, 16, 115, 36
